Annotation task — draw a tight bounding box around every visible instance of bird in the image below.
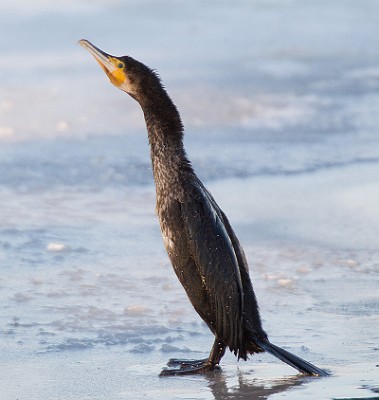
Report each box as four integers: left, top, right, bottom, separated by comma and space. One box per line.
79, 39, 327, 377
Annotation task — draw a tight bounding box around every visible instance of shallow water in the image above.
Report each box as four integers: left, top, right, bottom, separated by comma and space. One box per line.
1, 0, 379, 399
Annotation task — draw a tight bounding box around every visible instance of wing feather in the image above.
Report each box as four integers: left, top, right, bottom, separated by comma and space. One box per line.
180, 181, 245, 355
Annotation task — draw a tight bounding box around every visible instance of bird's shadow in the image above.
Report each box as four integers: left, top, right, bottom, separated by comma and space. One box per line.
204, 367, 309, 400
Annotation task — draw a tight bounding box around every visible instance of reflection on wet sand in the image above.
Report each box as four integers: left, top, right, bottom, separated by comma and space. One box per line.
206, 369, 306, 399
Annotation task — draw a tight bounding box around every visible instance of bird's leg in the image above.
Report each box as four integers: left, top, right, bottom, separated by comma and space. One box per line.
160, 338, 225, 376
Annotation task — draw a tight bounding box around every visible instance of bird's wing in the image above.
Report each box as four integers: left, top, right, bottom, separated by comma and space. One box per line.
180, 181, 245, 355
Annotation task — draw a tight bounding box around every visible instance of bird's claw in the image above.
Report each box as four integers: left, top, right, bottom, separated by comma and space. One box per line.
166, 357, 208, 367
160, 358, 221, 376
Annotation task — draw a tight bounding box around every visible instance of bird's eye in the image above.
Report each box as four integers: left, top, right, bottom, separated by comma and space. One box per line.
118, 62, 124, 69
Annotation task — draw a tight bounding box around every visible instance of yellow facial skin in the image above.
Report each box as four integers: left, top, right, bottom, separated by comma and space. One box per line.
102, 57, 126, 86
79, 39, 126, 88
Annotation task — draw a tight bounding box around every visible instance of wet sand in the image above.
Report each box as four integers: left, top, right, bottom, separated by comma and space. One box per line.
1, 162, 378, 400
1, 0, 379, 398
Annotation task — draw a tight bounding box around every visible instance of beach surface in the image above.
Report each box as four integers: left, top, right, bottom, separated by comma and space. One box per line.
1, 1, 378, 399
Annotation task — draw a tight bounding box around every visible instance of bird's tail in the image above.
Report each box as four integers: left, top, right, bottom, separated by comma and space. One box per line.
254, 338, 328, 376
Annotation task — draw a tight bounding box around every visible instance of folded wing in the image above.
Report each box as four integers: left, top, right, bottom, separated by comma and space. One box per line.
180, 181, 246, 356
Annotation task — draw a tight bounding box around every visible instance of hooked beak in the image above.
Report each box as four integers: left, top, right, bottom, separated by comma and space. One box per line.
78, 39, 126, 87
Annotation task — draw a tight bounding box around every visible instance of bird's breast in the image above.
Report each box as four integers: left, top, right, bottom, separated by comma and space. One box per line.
156, 194, 183, 255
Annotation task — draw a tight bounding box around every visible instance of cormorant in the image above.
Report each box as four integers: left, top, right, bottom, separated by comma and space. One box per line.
79, 39, 327, 377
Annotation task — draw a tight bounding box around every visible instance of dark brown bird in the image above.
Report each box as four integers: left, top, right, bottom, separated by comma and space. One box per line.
79, 39, 327, 377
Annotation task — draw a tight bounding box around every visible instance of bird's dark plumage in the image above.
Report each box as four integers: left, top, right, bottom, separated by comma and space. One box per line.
79, 39, 327, 377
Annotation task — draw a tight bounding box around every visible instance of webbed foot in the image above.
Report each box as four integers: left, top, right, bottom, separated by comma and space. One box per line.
160, 358, 221, 376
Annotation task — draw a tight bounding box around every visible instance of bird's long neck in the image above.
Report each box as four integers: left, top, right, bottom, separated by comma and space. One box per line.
141, 92, 194, 195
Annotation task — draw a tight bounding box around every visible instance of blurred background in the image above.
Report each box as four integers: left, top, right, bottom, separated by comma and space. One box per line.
1, 1, 379, 399
1, 0, 379, 190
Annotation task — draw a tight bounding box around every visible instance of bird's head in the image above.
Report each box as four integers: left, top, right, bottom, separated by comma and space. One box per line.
79, 39, 160, 103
